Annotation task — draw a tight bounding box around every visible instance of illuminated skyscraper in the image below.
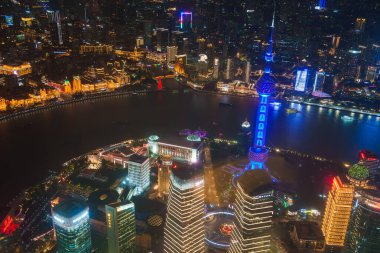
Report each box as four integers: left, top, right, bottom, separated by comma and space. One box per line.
180, 12, 192, 32
213, 58, 219, 79
143, 20, 153, 46
167, 46, 178, 63
294, 68, 309, 92
332, 35, 341, 49
316, 0, 326, 10
358, 150, 379, 181
321, 176, 354, 247
365, 66, 378, 83
345, 190, 380, 253
245, 61, 251, 83
163, 163, 205, 253
136, 37, 144, 48
226, 58, 233, 80
354, 18, 366, 33
52, 199, 92, 253
158, 154, 172, 198
127, 154, 150, 195
156, 28, 169, 52
228, 170, 273, 253
249, 9, 276, 170
346, 163, 371, 189
313, 70, 325, 92
47, 10, 63, 45
106, 201, 136, 253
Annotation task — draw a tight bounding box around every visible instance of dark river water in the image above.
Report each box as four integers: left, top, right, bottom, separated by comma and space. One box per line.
0, 89, 380, 206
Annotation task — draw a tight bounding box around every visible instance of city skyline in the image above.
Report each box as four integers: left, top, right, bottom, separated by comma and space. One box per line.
1, 0, 380, 252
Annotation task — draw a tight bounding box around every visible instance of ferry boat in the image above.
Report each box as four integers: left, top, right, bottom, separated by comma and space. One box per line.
270, 101, 281, 106
286, 108, 299, 114
219, 102, 233, 107
341, 115, 354, 122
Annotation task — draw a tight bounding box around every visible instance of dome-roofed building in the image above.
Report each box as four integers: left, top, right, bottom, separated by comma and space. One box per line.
346, 163, 370, 188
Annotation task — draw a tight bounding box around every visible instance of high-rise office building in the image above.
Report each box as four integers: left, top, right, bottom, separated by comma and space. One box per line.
163, 162, 205, 253
143, 20, 153, 46
180, 12, 193, 33
354, 18, 366, 33
47, 10, 63, 45
313, 70, 325, 92
183, 38, 189, 54
316, 0, 327, 9
228, 170, 273, 253
358, 150, 379, 181
197, 54, 208, 74
226, 58, 233, 80
321, 176, 354, 247
136, 37, 144, 48
294, 68, 309, 92
365, 66, 378, 83
213, 58, 219, 79
106, 201, 136, 253
127, 154, 150, 195
158, 154, 172, 198
345, 190, 380, 253
346, 163, 370, 188
52, 199, 92, 253
245, 61, 251, 83
167, 46, 178, 64
171, 31, 184, 47
197, 38, 206, 54
332, 35, 341, 49
156, 28, 169, 52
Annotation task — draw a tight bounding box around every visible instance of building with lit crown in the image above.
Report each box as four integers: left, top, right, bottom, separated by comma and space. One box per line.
127, 154, 150, 195
163, 162, 205, 253
345, 190, 380, 253
148, 135, 203, 163
321, 176, 354, 248
358, 150, 379, 181
346, 163, 371, 188
228, 170, 273, 253
106, 201, 136, 253
52, 199, 92, 253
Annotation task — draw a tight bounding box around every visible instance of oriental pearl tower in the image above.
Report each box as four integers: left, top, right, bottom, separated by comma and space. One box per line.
248, 7, 277, 170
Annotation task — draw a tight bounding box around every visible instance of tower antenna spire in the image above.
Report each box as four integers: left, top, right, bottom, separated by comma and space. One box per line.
248, 0, 277, 170
264, 0, 276, 73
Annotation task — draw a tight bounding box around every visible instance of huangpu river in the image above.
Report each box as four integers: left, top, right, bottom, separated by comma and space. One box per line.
1, 87, 380, 206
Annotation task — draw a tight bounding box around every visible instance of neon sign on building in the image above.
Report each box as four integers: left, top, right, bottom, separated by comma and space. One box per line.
180, 12, 192, 30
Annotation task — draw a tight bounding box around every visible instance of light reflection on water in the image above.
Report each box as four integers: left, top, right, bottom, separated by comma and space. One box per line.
0, 90, 380, 205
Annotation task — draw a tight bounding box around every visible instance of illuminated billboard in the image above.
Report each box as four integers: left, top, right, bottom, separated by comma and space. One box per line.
4, 15, 13, 26
294, 68, 308, 92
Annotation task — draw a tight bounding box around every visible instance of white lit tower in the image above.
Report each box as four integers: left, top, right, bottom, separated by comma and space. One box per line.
249, 7, 277, 170
228, 170, 274, 253
228, 7, 276, 253
163, 163, 205, 253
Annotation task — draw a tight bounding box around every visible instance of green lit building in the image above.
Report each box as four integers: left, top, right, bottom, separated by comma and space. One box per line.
345, 190, 380, 252
52, 199, 92, 253
106, 201, 136, 253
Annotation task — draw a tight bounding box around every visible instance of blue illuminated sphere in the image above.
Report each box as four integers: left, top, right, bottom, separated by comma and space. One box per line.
255, 73, 276, 96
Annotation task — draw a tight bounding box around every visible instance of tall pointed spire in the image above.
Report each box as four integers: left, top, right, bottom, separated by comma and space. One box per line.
264, 3, 275, 73
248, 1, 277, 170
